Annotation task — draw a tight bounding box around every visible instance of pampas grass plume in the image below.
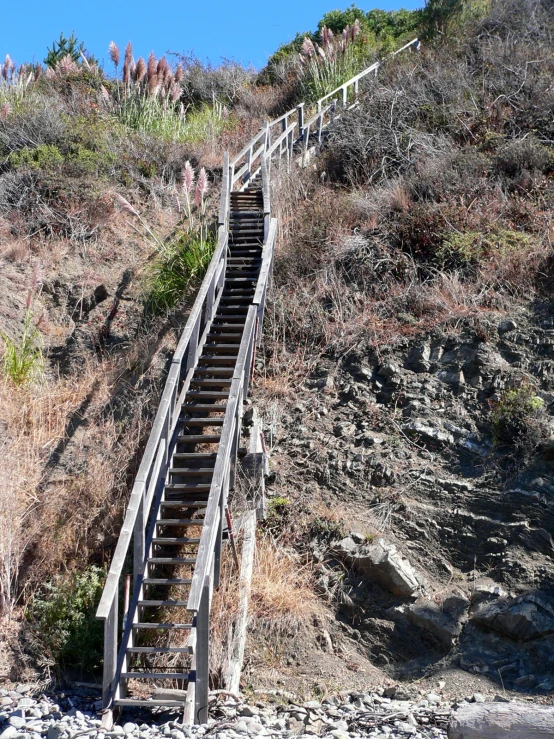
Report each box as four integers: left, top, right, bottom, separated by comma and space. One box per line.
115, 193, 139, 217
183, 161, 195, 194
135, 57, 146, 82
109, 41, 120, 69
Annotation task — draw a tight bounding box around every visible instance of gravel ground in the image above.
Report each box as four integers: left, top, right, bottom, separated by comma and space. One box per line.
0, 683, 489, 739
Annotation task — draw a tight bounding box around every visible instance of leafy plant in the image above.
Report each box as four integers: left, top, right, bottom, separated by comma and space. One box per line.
8, 143, 64, 170
1, 310, 43, 386
145, 231, 215, 315
27, 565, 105, 671
491, 383, 550, 459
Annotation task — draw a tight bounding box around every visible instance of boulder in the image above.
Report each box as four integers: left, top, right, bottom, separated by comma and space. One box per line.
471, 593, 554, 641
334, 537, 422, 597
389, 594, 468, 648
402, 421, 454, 446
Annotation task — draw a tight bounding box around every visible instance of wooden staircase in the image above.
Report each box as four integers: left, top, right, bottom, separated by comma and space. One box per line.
97, 36, 420, 726
108, 188, 265, 713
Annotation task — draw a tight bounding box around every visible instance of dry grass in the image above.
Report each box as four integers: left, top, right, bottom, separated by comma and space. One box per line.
250, 536, 322, 629
0, 356, 150, 604
209, 531, 324, 683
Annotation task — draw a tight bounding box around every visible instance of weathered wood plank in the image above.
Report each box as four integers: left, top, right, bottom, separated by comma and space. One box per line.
194, 576, 211, 725
448, 703, 554, 739
102, 597, 118, 708
223, 510, 256, 693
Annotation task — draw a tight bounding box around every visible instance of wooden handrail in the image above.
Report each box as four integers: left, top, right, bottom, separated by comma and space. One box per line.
96, 231, 228, 621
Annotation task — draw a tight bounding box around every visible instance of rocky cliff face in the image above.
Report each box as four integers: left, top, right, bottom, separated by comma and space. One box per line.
259, 306, 554, 692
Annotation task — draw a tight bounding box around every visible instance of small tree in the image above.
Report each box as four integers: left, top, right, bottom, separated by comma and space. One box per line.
45, 31, 97, 69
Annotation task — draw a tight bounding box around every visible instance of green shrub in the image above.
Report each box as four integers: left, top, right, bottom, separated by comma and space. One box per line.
8, 144, 64, 170
1, 310, 43, 386
181, 103, 233, 145
491, 383, 550, 459
27, 565, 105, 671
145, 231, 215, 315
438, 229, 534, 269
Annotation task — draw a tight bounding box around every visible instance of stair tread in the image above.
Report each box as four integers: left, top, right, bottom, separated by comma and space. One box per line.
143, 577, 193, 584
115, 700, 187, 707
126, 646, 193, 654
151, 537, 201, 544
147, 557, 197, 564
161, 501, 208, 508
132, 623, 193, 629
121, 672, 190, 679
138, 599, 190, 606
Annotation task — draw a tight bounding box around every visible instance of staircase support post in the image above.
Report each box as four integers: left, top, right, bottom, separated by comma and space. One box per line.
102, 595, 118, 709
194, 575, 211, 724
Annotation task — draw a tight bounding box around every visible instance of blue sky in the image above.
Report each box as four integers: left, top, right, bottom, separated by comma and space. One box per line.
1, 1, 423, 72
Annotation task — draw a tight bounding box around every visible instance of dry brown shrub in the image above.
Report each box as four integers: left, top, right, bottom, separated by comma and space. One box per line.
209, 532, 324, 682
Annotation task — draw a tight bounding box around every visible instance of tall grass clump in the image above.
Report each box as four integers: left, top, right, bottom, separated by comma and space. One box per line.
1, 310, 43, 387
144, 162, 214, 314
107, 43, 186, 140
299, 22, 367, 102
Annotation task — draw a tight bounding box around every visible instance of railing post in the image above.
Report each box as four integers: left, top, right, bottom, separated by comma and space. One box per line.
133, 495, 145, 594
102, 595, 118, 709
297, 103, 304, 137
354, 79, 359, 100
245, 146, 252, 184
342, 85, 348, 108
218, 152, 230, 228
194, 576, 211, 724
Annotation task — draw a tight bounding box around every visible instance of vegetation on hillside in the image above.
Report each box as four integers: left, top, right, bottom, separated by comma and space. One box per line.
0, 0, 552, 679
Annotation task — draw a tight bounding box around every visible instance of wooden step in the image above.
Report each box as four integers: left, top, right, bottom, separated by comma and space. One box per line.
147, 557, 197, 565
127, 646, 193, 654
132, 623, 193, 630
217, 305, 249, 313
201, 344, 240, 354
155, 520, 204, 528
144, 577, 193, 584
185, 391, 230, 399
168, 468, 214, 477
207, 334, 241, 343
151, 537, 201, 545
173, 452, 217, 460
121, 672, 190, 680
114, 699, 187, 707
179, 416, 226, 424
138, 599, 190, 607
197, 357, 239, 366
189, 378, 233, 386
165, 482, 211, 490
161, 501, 208, 509
207, 324, 244, 332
